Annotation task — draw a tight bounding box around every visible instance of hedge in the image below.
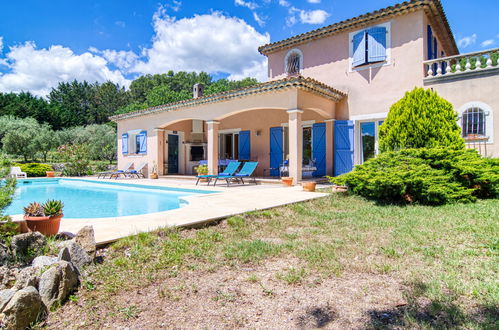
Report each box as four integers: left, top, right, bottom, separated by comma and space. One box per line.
14, 163, 54, 177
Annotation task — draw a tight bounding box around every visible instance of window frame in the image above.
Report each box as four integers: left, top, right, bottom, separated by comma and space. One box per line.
351, 112, 387, 165
284, 48, 304, 75
457, 101, 494, 144
348, 21, 391, 72
122, 129, 147, 156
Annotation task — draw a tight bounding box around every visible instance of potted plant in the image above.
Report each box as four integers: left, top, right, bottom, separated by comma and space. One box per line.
195, 165, 209, 181
302, 181, 317, 192
46, 171, 55, 178
150, 161, 159, 179
23, 200, 64, 236
281, 177, 293, 186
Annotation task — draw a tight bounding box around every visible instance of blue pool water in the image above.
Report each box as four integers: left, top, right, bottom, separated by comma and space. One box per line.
5, 179, 214, 218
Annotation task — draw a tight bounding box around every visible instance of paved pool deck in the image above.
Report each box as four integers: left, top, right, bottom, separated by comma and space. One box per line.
15, 178, 329, 246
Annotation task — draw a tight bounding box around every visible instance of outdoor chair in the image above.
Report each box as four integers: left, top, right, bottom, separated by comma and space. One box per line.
119, 162, 147, 179
213, 161, 258, 186
196, 161, 240, 185
97, 162, 133, 179
9, 166, 27, 179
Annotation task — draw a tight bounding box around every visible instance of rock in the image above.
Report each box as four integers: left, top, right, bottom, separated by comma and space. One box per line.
38, 261, 79, 309
55, 232, 75, 241
10, 232, 47, 262
0, 243, 9, 266
57, 247, 71, 263
0, 267, 18, 290
13, 267, 40, 290
75, 226, 96, 258
62, 241, 93, 272
1, 286, 44, 329
0, 289, 16, 312
31, 256, 57, 268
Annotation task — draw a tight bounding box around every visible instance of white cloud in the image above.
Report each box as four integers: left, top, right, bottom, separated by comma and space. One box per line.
278, 0, 290, 7
0, 37, 3, 54
235, 0, 258, 10
307, 0, 321, 3
0, 42, 130, 96
253, 12, 265, 27
101, 50, 139, 71
480, 39, 495, 48
457, 34, 477, 48
132, 10, 270, 81
115, 21, 126, 28
299, 9, 329, 24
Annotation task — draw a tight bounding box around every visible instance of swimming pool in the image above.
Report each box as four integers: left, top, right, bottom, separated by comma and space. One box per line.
5, 179, 215, 219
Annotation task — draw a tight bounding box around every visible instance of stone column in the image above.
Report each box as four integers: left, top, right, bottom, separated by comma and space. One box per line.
325, 119, 334, 176
155, 129, 165, 176
206, 120, 220, 175
287, 109, 303, 184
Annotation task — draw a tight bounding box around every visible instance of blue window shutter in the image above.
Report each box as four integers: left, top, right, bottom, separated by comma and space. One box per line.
333, 120, 354, 176
352, 31, 366, 67
238, 130, 251, 160
269, 127, 283, 176
122, 133, 128, 155
312, 123, 326, 177
427, 25, 433, 60
138, 131, 147, 154
367, 27, 387, 62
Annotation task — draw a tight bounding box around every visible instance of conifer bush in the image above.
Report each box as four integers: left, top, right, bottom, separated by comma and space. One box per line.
379, 88, 465, 151
331, 148, 498, 205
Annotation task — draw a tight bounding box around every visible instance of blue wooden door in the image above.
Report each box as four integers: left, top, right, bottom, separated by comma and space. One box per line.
312, 123, 326, 177
334, 120, 354, 176
269, 127, 283, 176
238, 130, 251, 160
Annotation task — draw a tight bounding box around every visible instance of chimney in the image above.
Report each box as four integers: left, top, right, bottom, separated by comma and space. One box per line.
193, 83, 204, 98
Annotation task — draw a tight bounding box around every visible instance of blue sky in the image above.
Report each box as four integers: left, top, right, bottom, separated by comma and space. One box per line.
0, 0, 497, 95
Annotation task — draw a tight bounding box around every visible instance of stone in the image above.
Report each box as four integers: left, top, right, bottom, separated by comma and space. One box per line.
31, 256, 57, 268
55, 232, 75, 241
38, 261, 79, 309
0, 289, 16, 312
14, 267, 40, 290
0, 243, 9, 266
1, 286, 44, 330
10, 232, 47, 262
75, 226, 96, 258
63, 241, 93, 272
0, 267, 18, 290
57, 247, 71, 263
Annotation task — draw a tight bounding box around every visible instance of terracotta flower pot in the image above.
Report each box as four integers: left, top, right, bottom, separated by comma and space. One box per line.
281, 177, 293, 187
24, 215, 62, 236
302, 182, 317, 192
149, 173, 159, 179
46, 171, 55, 178
332, 185, 348, 193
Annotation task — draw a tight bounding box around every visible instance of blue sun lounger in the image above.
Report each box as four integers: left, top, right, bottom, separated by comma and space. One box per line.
213, 161, 258, 186
196, 161, 241, 185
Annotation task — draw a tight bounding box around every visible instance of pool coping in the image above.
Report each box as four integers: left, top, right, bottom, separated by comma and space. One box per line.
10, 177, 329, 246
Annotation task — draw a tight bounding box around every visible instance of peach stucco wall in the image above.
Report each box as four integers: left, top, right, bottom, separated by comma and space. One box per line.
117, 88, 335, 176
268, 11, 428, 119
426, 73, 499, 158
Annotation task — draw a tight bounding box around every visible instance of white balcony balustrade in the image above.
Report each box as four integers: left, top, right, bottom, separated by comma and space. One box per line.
424, 48, 499, 79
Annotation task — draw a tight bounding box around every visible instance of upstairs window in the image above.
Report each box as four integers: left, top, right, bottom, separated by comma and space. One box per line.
122, 130, 147, 155
285, 49, 303, 75
462, 107, 486, 138
352, 26, 387, 67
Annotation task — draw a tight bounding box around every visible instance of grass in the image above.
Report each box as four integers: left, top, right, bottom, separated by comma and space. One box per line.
60, 193, 498, 328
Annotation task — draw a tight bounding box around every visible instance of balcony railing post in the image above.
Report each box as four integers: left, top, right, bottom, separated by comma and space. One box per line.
465, 57, 471, 71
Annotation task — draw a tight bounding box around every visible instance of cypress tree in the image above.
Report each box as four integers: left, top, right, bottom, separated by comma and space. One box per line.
379, 88, 465, 151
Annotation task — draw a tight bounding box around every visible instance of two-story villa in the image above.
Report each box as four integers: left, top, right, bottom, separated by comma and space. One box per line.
111, 0, 498, 184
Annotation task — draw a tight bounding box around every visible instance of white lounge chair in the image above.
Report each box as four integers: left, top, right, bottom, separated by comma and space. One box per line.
9, 166, 27, 179
98, 162, 133, 179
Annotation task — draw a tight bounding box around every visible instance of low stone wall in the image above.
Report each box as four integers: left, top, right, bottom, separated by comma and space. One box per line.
0, 226, 96, 328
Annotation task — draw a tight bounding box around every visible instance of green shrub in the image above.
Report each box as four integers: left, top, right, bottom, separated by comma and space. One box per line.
330, 148, 498, 205
379, 88, 465, 151
14, 163, 53, 177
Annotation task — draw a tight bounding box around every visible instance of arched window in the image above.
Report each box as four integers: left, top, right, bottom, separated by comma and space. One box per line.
461, 107, 485, 138
458, 101, 493, 143
285, 49, 303, 75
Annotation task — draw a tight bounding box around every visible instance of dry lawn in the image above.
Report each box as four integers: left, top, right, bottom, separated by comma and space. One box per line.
45, 193, 498, 329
